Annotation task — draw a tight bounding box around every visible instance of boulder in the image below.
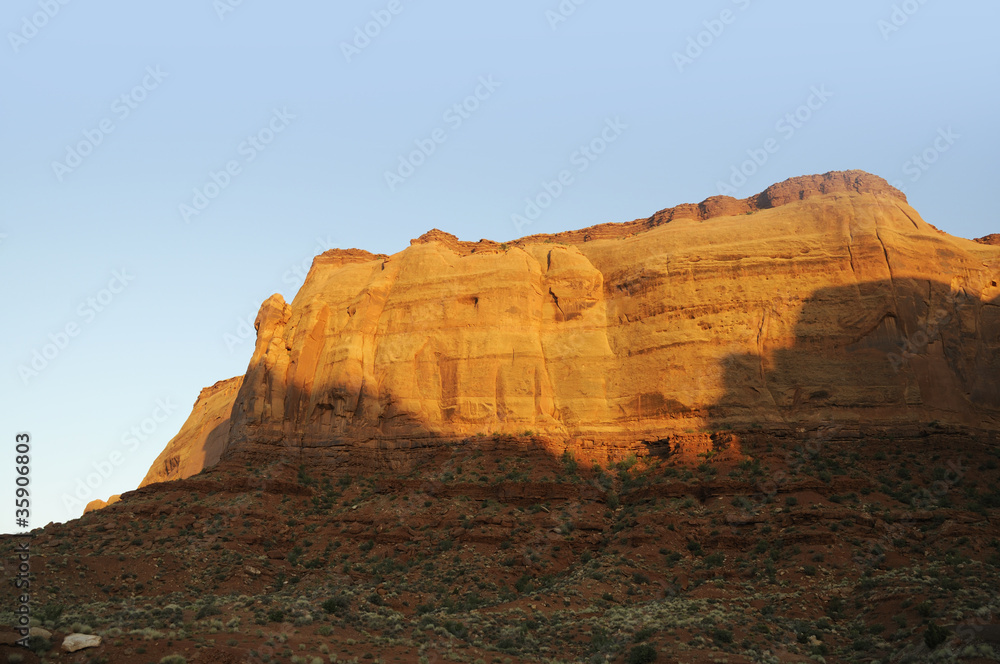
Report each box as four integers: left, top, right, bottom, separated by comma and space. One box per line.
62, 633, 101, 652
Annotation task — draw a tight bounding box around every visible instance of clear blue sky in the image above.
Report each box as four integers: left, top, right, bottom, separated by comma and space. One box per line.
3, 0, 998, 532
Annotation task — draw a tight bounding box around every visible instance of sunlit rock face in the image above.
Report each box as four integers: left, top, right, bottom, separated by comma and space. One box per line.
139, 376, 244, 487
216, 171, 1000, 466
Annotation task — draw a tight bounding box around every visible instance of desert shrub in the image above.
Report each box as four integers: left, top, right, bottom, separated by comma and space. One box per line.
925, 623, 950, 649
514, 574, 537, 594
634, 627, 656, 642
712, 628, 733, 644
27, 635, 52, 654
703, 553, 724, 568
626, 643, 657, 663
443, 620, 467, 638
321, 596, 349, 615
195, 604, 221, 620
731, 496, 754, 510
38, 603, 64, 625
561, 450, 578, 474
160, 656, 187, 664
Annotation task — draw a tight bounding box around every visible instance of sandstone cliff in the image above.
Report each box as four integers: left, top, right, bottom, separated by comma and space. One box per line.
138, 376, 243, 487
219, 170, 1000, 466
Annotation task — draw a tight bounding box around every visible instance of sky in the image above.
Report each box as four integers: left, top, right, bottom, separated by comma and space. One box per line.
2, 0, 998, 533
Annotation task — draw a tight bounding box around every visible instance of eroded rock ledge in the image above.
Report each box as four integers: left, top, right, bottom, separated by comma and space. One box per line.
512, 170, 907, 246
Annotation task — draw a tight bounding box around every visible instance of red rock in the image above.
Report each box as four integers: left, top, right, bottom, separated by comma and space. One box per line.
221, 170, 1000, 467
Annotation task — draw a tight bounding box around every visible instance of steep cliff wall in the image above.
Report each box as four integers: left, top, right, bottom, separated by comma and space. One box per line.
221, 171, 1000, 464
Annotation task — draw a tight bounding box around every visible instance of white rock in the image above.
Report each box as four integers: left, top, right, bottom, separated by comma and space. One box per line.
62, 633, 101, 652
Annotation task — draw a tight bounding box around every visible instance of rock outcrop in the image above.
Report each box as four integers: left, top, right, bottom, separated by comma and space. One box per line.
139, 377, 243, 487
219, 170, 1000, 466
83, 495, 119, 514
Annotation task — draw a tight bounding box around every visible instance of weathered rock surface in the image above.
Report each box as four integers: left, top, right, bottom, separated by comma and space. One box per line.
139, 377, 243, 487
62, 633, 101, 652
219, 170, 1000, 465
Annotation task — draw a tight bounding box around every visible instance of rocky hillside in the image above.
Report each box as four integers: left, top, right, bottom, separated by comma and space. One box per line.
3, 426, 999, 663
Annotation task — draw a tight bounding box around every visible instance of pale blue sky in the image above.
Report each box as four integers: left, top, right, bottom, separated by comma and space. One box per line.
3, 0, 998, 532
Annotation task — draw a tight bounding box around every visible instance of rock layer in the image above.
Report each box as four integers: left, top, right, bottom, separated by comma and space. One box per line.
221, 170, 1000, 465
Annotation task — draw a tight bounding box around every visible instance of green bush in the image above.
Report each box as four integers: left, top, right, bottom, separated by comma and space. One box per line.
703, 552, 724, 568
626, 643, 657, 663
321, 596, 349, 615
561, 449, 578, 474
443, 620, 467, 638
195, 604, 221, 620
634, 626, 656, 642
38, 603, 64, 624
160, 656, 187, 664
712, 628, 733, 644
27, 635, 52, 654
924, 623, 950, 649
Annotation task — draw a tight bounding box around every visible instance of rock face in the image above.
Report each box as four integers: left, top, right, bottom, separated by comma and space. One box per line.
220, 170, 1000, 465
139, 377, 243, 487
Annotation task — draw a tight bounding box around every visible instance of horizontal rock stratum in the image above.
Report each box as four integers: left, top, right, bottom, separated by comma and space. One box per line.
113, 170, 999, 499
